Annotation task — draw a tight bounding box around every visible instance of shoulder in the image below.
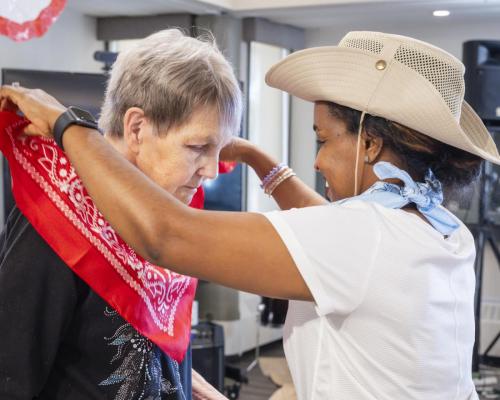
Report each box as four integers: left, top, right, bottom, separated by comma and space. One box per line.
0, 206, 74, 280
264, 200, 384, 234
2, 207, 53, 255
266, 199, 382, 218
263, 200, 383, 261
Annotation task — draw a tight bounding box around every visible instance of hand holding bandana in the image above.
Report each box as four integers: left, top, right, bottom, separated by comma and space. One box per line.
0, 111, 199, 362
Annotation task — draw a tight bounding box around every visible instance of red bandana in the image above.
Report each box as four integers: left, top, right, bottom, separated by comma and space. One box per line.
0, 111, 201, 362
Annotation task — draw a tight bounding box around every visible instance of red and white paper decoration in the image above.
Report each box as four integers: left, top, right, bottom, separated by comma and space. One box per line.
0, 0, 66, 42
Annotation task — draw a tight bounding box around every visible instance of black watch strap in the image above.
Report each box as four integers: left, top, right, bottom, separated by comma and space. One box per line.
53, 106, 98, 151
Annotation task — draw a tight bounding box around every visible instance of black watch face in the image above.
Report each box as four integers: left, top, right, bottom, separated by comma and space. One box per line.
69, 106, 97, 124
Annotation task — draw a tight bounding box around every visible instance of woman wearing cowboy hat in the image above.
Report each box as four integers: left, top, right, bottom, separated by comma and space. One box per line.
1, 31, 494, 400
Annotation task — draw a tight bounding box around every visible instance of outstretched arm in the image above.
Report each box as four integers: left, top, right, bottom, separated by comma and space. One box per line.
0, 86, 313, 302
61, 125, 310, 300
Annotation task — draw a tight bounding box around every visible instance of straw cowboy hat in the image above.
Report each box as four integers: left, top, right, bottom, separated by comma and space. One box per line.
265, 31, 500, 165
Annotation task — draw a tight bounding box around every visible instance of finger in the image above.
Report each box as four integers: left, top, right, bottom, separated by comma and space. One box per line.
23, 124, 38, 136
24, 123, 48, 137
0, 85, 25, 106
0, 96, 19, 112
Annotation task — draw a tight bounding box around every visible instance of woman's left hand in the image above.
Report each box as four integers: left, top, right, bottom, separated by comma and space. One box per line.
220, 136, 255, 164
0, 84, 66, 138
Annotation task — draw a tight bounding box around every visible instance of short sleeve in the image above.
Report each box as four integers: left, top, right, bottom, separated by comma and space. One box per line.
264, 201, 381, 316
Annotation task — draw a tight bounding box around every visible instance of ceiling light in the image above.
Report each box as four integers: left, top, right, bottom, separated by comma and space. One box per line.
433, 10, 450, 17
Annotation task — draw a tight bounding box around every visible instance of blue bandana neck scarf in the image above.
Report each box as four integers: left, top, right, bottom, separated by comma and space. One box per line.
336, 161, 459, 236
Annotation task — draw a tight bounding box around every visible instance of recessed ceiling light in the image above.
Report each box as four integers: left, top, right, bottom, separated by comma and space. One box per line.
433, 10, 450, 17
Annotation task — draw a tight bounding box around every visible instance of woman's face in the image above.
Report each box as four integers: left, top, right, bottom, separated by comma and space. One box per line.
130, 106, 229, 205
313, 102, 359, 201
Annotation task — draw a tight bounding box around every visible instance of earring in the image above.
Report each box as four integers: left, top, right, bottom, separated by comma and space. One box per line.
364, 155, 370, 163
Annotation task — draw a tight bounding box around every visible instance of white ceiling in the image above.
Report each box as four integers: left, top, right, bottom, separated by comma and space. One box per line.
67, 0, 223, 17
67, 0, 500, 29
236, 0, 500, 29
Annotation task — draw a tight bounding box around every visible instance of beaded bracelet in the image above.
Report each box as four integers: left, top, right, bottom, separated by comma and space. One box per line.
264, 168, 296, 196
260, 163, 286, 189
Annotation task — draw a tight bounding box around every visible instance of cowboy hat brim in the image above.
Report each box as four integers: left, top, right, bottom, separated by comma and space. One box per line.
265, 46, 500, 165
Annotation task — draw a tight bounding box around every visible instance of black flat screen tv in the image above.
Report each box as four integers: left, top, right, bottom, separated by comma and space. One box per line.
2, 69, 107, 117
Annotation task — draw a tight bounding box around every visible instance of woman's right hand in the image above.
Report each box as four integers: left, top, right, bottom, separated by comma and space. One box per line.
0, 84, 66, 138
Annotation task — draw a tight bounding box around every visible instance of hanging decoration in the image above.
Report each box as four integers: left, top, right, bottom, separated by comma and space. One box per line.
0, 0, 66, 42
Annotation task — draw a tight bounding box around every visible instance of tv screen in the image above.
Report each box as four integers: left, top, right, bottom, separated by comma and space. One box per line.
203, 164, 243, 212
2, 69, 107, 117
1, 69, 243, 224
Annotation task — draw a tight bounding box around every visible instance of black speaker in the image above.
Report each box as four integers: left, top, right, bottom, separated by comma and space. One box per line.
191, 322, 225, 392
260, 297, 288, 327
463, 40, 500, 123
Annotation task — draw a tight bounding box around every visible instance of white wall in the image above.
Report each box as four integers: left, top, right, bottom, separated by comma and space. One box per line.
290, 17, 500, 189
290, 97, 315, 187
306, 18, 500, 56
248, 42, 290, 213
0, 7, 102, 224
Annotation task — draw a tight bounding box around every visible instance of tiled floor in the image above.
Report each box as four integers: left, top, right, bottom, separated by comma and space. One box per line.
225, 341, 284, 400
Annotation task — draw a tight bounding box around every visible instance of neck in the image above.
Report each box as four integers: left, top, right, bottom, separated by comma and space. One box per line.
104, 134, 135, 163
359, 157, 408, 193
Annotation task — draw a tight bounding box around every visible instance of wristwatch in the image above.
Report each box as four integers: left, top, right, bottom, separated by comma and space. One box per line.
53, 106, 98, 150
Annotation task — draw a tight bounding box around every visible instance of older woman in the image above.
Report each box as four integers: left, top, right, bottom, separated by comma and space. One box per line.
0, 29, 239, 400
1, 31, 495, 400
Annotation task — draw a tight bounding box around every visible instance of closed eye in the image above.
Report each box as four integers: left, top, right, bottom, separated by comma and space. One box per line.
187, 144, 208, 152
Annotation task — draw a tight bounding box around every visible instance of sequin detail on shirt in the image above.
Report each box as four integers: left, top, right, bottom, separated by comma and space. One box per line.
99, 308, 182, 400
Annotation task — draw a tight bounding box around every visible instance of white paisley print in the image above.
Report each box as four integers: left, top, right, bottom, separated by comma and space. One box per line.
7, 130, 194, 336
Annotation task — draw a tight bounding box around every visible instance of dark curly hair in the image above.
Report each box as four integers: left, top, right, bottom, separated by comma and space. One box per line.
321, 101, 483, 197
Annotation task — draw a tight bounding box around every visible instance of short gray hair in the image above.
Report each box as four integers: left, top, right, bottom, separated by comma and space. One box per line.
99, 29, 242, 138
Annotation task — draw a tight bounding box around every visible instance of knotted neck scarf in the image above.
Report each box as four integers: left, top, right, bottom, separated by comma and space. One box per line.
340, 161, 459, 236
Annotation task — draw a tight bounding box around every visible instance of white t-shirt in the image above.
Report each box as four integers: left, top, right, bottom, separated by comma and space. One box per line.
264, 200, 478, 400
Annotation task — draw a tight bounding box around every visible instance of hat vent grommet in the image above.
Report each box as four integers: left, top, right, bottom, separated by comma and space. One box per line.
375, 60, 387, 70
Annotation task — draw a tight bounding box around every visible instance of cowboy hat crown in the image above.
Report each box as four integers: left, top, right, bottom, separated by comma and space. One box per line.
266, 31, 500, 165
